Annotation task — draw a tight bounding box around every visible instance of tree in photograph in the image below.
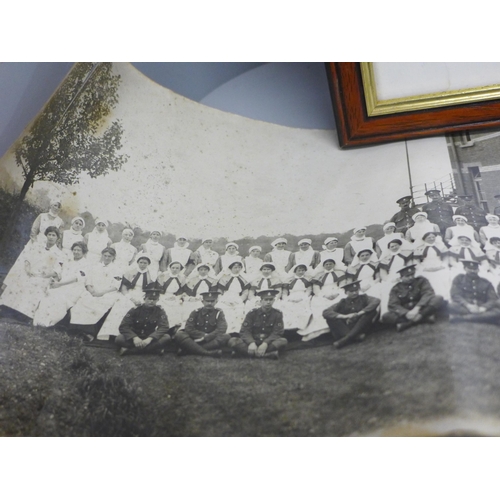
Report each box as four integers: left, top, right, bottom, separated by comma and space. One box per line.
2, 62, 128, 246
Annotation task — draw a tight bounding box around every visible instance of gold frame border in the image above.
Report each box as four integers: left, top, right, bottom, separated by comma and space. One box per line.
360, 62, 500, 116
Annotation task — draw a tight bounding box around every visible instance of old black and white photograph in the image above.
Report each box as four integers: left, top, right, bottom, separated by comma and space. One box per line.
3, 62, 500, 442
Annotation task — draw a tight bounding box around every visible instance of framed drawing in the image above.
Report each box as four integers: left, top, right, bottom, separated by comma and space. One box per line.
327, 62, 500, 148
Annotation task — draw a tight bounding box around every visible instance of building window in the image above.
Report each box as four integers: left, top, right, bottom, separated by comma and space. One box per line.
458, 131, 474, 147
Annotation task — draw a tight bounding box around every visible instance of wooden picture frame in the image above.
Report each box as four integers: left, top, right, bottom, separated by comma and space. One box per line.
326, 62, 500, 148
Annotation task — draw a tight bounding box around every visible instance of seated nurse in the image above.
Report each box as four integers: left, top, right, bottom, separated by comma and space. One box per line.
157, 261, 186, 328
97, 255, 154, 341
69, 247, 122, 339
217, 261, 249, 333
1, 226, 64, 320
33, 241, 91, 327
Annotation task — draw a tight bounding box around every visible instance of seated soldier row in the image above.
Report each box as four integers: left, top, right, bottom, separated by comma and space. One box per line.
118, 287, 287, 360
321, 263, 444, 349
322, 259, 500, 349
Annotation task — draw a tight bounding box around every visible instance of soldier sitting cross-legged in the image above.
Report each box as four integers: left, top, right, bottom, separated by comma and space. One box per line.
228, 289, 287, 360
115, 284, 173, 356
323, 279, 380, 349
449, 259, 500, 324
174, 291, 230, 357
381, 263, 444, 332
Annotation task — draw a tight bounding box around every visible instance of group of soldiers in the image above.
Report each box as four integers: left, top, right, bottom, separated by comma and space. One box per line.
390, 190, 496, 234
117, 286, 287, 359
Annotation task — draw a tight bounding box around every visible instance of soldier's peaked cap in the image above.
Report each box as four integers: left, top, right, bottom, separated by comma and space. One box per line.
341, 279, 361, 291
200, 291, 221, 298
397, 264, 417, 275
396, 195, 412, 203
461, 259, 480, 269
458, 194, 473, 199
425, 189, 441, 195
144, 283, 162, 297
256, 289, 279, 297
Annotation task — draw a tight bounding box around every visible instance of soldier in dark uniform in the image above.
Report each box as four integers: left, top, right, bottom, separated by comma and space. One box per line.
228, 289, 287, 359
174, 291, 230, 357
421, 189, 454, 236
449, 259, 500, 324
116, 285, 172, 355
454, 195, 488, 232
390, 195, 420, 234
322, 279, 380, 349
382, 264, 444, 332
494, 195, 500, 218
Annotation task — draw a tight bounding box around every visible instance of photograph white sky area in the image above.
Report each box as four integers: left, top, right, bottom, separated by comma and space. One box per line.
0, 63, 451, 239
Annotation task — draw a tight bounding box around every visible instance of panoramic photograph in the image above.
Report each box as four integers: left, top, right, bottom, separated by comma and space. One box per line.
1, 62, 500, 437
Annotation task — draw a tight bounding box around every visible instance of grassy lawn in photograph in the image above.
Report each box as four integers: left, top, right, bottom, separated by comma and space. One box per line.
2, 316, 500, 436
